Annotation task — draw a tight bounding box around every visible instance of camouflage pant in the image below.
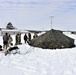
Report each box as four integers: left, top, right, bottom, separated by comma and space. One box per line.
3, 44, 9, 49
3, 41, 9, 49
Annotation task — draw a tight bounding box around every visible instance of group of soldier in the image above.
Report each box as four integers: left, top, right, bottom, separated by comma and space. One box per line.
3, 33, 13, 49
24, 33, 31, 43
2, 32, 33, 49
2, 32, 38, 49
24, 32, 38, 43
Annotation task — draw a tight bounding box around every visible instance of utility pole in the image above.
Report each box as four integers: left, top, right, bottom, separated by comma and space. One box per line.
50, 16, 54, 29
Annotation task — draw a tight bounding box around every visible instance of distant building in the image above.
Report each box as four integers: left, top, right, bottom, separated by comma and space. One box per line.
0, 28, 30, 36
0, 28, 20, 36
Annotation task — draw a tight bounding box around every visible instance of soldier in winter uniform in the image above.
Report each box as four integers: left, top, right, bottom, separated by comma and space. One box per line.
19, 33, 21, 44
33, 33, 38, 38
8, 34, 13, 46
15, 34, 19, 45
3, 33, 9, 49
28, 33, 31, 43
24, 33, 27, 43
15, 33, 21, 45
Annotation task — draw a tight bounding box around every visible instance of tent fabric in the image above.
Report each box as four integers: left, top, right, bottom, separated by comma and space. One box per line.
29, 29, 75, 49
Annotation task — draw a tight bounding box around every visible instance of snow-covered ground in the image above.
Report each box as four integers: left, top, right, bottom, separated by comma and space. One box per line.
0, 32, 76, 75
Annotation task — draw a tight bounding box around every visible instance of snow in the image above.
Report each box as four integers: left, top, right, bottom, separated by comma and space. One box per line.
0, 64, 23, 75
0, 32, 76, 75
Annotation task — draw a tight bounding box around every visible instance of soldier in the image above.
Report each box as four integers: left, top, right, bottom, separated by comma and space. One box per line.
8, 34, 13, 46
33, 33, 38, 38
28, 33, 31, 43
3, 33, 9, 49
19, 33, 21, 44
15, 34, 19, 45
24, 33, 27, 43
15, 33, 21, 45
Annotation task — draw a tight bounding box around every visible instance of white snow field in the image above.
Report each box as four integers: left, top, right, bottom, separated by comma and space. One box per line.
0, 32, 76, 75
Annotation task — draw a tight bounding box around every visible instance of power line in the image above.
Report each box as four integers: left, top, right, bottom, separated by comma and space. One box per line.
50, 16, 54, 29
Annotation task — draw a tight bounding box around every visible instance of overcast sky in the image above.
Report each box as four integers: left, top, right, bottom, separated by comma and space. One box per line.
0, 0, 76, 31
